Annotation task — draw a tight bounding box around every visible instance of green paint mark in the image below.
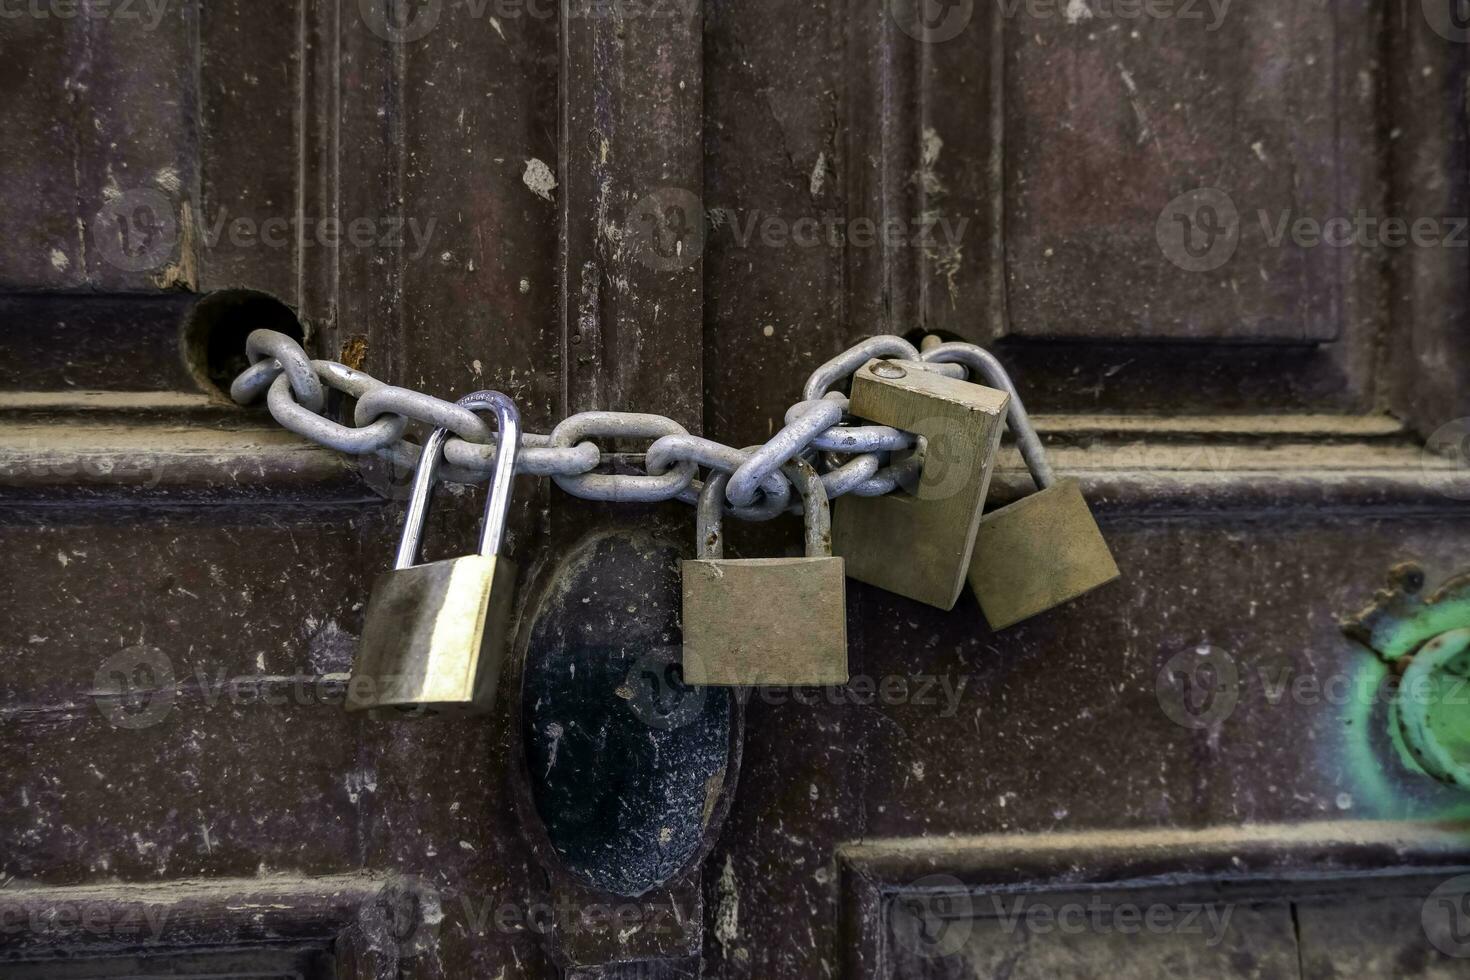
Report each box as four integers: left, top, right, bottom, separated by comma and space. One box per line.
1397, 629, 1470, 788
1337, 641, 1470, 820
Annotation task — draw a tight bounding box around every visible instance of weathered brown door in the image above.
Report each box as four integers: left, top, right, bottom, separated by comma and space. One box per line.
4, 0, 1470, 977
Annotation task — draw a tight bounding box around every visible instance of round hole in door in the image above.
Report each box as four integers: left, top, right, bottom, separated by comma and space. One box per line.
182, 289, 306, 398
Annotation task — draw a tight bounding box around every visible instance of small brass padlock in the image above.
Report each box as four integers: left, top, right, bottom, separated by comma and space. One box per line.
682, 459, 848, 687
970, 477, 1118, 629
347, 390, 521, 717
832, 359, 1011, 610
923, 342, 1119, 629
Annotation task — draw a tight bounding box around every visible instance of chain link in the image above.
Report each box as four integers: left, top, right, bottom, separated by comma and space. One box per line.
231, 330, 1013, 518
243, 330, 324, 412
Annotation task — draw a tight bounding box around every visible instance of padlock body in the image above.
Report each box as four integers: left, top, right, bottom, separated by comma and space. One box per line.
969, 479, 1118, 630
347, 554, 518, 716
682, 556, 848, 686
834, 360, 1010, 610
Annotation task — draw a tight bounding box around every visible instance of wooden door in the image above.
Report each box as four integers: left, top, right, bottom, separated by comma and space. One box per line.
3, 0, 1470, 977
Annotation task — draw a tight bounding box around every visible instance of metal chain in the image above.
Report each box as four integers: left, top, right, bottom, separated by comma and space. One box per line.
230, 330, 1004, 519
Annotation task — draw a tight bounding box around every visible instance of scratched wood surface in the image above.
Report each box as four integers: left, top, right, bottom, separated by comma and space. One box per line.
1, 0, 1469, 977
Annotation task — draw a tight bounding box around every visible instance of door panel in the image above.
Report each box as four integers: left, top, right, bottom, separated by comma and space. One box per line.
2, 0, 1469, 978
1004, 1, 1364, 344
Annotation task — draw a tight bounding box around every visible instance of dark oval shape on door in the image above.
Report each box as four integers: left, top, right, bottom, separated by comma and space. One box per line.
519, 531, 740, 897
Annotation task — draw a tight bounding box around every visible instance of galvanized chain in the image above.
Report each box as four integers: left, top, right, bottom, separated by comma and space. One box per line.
231, 329, 1023, 519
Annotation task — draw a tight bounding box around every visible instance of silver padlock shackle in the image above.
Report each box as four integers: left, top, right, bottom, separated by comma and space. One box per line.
919, 340, 1055, 490
696, 458, 830, 561
394, 389, 522, 569
696, 471, 730, 560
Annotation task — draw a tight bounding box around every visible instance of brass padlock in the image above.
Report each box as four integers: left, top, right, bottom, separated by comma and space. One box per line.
832, 359, 1011, 610
347, 390, 521, 717
682, 459, 848, 687
970, 477, 1119, 629
923, 342, 1119, 629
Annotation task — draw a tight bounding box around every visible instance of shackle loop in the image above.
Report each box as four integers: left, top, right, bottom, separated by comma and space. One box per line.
394, 390, 522, 570
919, 340, 1055, 491
695, 457, 831, 561
696, 471, 730, 561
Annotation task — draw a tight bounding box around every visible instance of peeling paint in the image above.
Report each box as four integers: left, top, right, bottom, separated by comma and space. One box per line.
715, 855, 740, 951
809, 151, 827, 198
914, 127, 946, 197
152, 199, 196, 290
154, 166, 182, 194
522, 158, 558, 202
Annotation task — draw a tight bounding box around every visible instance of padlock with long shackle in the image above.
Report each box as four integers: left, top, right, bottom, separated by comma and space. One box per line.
682, 458, 849, 687
921, 341, 1119, 630
346, 390, 522, 717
